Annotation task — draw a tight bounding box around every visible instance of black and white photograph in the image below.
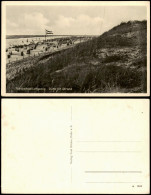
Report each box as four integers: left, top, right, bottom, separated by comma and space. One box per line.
2, 1, 150, 96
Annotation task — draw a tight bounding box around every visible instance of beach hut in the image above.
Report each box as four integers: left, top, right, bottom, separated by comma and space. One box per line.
27, 49, 31, 54
11, 51, 19, 55
7, 54, 11, 59
15, 48, 19, 52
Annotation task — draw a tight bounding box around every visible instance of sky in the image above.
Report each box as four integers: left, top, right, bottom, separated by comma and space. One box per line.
6, 5, 147, 35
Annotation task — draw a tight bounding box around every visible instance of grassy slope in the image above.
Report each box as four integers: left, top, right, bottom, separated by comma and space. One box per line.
6, 20, 147, 93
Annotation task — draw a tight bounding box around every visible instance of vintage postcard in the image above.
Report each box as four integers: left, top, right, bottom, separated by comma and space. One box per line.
2, 99, 150, 193
1, 1, 150, 96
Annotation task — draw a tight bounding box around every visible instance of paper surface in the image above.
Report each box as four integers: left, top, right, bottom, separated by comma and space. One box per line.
2, 99, 150, 194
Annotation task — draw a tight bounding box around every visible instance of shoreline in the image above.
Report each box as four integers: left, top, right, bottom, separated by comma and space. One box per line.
6, 35, 98, 39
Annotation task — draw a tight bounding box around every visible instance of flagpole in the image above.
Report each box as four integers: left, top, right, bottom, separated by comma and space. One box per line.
45, 29, 46, 42
45, 29, 53, 42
